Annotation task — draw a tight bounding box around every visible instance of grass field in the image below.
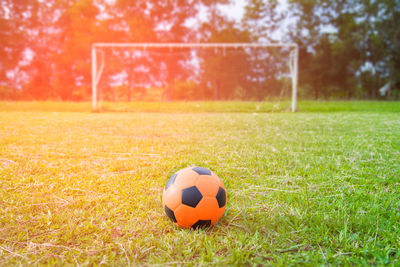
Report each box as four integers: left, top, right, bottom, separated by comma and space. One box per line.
1, 100, 400, 113
0, 101, 399, 265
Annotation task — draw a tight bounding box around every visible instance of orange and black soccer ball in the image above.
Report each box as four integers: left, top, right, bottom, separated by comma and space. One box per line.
162, 166, 227, 229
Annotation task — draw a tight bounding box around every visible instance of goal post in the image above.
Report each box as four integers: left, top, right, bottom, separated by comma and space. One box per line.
91, 42, 298, 111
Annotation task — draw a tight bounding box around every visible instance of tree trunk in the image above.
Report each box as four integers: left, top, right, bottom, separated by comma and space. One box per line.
164, 82, 173, 101
214, 80, 220, 100
314, 86, 319, 100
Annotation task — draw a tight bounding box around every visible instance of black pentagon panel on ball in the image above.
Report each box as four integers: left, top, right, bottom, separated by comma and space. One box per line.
192, 220, 211, 229
164, 205, 177, 223
216, 187, 226, 208
192, 167, 211, 176
165, 174, 177, 190
181, 186, 203, 208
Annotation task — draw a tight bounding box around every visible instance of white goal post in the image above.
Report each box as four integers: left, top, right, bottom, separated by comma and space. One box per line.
91, 42, 298, 111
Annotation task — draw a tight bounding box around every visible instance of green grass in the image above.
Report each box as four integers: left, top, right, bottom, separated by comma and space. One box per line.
0, 102, 399, 265
1, 100, 399, 113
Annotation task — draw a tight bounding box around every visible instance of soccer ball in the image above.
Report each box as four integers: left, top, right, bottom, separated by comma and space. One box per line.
162, 166, 227, 229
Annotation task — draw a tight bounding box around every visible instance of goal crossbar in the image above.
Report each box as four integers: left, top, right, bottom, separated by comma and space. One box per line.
93, 42, 298, 49
91, 42, 298, 111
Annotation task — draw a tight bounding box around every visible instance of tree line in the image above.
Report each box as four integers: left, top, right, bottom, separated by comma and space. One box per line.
0, 0, 399, 101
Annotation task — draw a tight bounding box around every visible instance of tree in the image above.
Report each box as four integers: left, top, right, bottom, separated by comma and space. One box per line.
52, 0, 100, 100
288, 0, 400, 99
198, 12, 251, 100
290, 0, 358, 99
108, 0, 198, 101
22, 0, 63, 99
0, 0, 31, 97
242, 0, 286, 99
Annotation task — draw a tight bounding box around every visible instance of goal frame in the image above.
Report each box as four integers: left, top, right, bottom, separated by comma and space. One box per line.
91, 42, 299, 111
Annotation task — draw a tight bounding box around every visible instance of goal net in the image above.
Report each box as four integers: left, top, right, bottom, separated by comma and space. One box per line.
91, 43, 298, 111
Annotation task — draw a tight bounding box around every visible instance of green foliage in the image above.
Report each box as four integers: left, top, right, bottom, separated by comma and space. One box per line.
289, 0, 400, 99
0, 103, 399, 265
0, 86, 16, 99
171, 80, 212, 100
0, 0, 399, 100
